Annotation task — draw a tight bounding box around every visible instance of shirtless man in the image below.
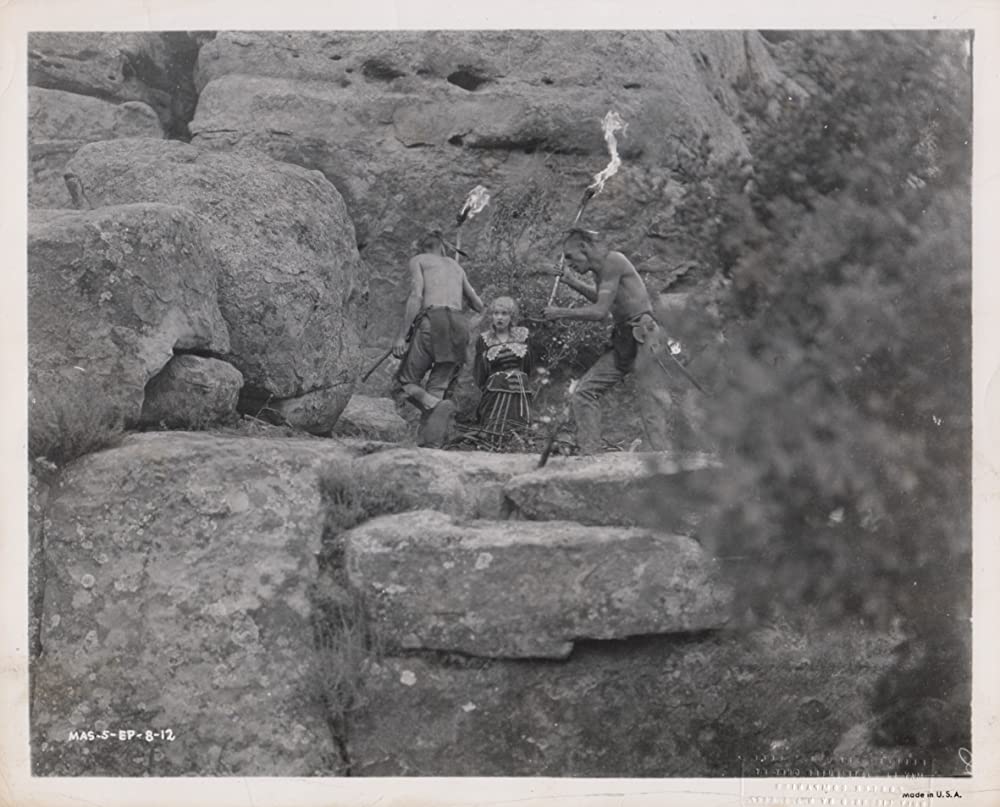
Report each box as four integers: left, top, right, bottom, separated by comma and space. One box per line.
541, 228, 680, 454
393, 231, 484, 447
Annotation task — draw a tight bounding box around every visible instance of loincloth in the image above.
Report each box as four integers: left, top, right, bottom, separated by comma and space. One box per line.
396, 306, 470, 387
610, 311, 656, 372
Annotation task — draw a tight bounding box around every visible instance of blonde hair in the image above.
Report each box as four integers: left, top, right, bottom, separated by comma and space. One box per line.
489, 296, 519, 321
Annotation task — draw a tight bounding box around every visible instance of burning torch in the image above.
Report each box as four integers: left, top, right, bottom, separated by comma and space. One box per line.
547, 111, 627, 306
454, 184, 491, 259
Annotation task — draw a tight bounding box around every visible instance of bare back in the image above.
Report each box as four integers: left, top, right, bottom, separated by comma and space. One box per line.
601, 251, 654, 323
414, 253, 466, 309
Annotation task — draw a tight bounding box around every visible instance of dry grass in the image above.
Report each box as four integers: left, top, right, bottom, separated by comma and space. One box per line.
28, 379, 125, 466
306, 580, 382, 743
318, 461, 416, 538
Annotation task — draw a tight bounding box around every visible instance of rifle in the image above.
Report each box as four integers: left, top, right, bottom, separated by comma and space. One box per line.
361, 347, 394, 383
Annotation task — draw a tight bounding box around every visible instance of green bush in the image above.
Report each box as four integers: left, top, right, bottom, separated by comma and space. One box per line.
652, 31, 972, 757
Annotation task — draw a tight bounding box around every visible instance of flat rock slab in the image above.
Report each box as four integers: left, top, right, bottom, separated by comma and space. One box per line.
346, 447, 537, 519
347, 630, 895, 777
31, 432, 356, 775
505, 450, 722, 532
345, 510, 732, 658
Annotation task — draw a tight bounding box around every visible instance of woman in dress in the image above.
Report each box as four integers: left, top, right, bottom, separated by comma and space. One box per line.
472, 296, 533, 450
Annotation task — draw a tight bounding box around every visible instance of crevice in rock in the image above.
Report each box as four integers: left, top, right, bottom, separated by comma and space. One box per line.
447, 68, 491, 92
171, 346, 230, 361
447, 134, 465, 147
311, 465, 412, 775
237, 386, 287, 425
141, 32, 207, 141
378, 626, 729, 668
361, 59, 406, 82
464, 137, 587, 157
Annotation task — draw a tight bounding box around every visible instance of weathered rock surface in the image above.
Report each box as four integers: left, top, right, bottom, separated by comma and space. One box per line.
139, 355, 244, 428
260, 384, 357, 436
345, 447, 537, 520
31, 432, 358, 776
28, 31, 203, 137
66, 138, 366, 432
505, 451, 721, 532
29, 470, 52, 662
190, 31, 804, 342
28, 204, 230, 438
345, 509, 732, 658
28, 87, 164, 208
348, 629, 890, 776
332, 394, 409, 441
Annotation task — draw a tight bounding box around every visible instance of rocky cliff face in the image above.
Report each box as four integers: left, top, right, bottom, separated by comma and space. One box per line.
28, 30, 801, 417
29, 32, 203, 138
190, 30, 803, 342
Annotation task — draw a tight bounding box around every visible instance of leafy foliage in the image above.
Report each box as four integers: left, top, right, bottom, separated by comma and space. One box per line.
648, 31, 972, 752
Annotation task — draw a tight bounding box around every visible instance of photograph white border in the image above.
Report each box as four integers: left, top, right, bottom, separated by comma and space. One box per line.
2, 1, 997, 805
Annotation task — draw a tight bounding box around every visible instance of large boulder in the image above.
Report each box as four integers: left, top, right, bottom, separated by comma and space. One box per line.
28, 87, 164, 208
347, 629, 894, 777
504, 450, 721, 532
345, 447, 537, 519
66, 138, 367, 433
30, 432, 357, 776
28, 204, 230, 450
28, 32, 203, 137
344, 509, 732, 658
139, 355, 244, 429
190, 31, 805, 342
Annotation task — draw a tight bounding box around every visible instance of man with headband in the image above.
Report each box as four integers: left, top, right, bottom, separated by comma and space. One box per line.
393, 230, 485, 447
540, 227, 686, 454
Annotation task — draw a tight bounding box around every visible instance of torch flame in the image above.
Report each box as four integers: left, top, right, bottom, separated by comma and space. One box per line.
458, 184, 491, 224
587, 111, 627, 196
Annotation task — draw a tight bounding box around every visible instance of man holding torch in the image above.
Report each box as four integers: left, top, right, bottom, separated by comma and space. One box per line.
539, 227, 689, 454
393, 230, 485, 447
